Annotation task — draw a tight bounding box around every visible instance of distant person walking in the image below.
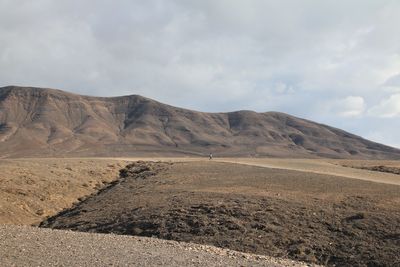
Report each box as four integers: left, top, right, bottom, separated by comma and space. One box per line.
209, 153, 213, 160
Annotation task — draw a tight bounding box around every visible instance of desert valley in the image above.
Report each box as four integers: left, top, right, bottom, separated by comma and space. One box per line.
2, 2, 400, 266
0, 86, 399, 267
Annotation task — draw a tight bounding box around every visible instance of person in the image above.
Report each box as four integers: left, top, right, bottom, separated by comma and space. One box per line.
209, 153, 213, 160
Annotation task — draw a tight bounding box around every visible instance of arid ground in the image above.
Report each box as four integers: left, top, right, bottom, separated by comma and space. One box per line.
0, 158, 128, 225
1, 158, 399, 266
0, 225, 310, 267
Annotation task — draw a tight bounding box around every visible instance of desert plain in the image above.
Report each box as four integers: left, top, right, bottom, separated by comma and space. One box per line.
0, 157, 399, 267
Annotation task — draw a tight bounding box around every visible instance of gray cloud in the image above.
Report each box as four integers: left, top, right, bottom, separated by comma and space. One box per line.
384, 73, 400, 89
368, 94, 400, 117
1, 0, 400, 147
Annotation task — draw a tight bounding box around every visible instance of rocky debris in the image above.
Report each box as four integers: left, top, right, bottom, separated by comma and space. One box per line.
361, 165, 400, 175
341, 164, 400, 175
40, 161, 171, 227
118, 161, 170, 179
119, 162, 151, 177
0, 225, 317, 267
39, 161, 400, 267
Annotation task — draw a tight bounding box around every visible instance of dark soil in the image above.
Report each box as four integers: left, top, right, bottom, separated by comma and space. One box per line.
340, 162, 400, 176
40, 161, 400, 267
360, 166, 400, 175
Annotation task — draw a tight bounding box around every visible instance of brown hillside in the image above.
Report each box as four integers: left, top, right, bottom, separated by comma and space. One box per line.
0, 85, 399, 159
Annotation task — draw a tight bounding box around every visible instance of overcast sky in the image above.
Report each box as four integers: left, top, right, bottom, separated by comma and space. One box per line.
1, 0, 400, 147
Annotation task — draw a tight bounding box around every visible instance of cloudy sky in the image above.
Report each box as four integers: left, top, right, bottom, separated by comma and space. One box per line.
1, 0, 400, 147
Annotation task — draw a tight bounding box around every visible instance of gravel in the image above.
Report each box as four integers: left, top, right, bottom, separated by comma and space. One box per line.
0, 225, 316, 267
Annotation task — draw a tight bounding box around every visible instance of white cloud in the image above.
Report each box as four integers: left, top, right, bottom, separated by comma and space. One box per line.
383, 73, 400, 90
0, 0, 400, 146
329, 96, 365, 117
368, 94, 400, 117
365, 129, 400, 149
274, 82, 294, 95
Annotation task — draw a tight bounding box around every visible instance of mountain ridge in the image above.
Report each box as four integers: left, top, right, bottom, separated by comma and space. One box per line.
0, 85, 399, 159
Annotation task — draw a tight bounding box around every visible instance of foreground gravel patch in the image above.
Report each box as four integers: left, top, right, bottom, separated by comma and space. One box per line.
0, 225, 315, 267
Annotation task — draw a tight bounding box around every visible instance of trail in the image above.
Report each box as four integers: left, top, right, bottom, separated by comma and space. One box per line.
5, 156, 399, 185
214, 158, 400, 186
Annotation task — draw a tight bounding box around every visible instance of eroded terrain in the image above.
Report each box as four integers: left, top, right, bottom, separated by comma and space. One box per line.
40, 161, 400, 267
0, 158, 127, 225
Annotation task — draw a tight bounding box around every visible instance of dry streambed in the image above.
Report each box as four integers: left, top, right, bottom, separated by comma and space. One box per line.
40, 161, 400, 267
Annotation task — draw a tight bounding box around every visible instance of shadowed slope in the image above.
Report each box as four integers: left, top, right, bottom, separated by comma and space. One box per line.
0, 86, 399, 159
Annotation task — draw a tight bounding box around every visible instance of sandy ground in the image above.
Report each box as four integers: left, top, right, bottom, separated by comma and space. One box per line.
0, 225, 314, 267
0, 158, 128, 225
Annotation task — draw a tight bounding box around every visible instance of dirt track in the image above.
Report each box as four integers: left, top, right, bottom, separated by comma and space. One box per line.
0, 225, 311, 267
215, 158, 400, 185
94, 157, 400, 185
40, 161, 400, 267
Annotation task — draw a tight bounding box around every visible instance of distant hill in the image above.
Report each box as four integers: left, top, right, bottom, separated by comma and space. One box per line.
0, 85, 399, 159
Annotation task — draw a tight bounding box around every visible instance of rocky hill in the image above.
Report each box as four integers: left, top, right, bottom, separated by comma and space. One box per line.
1, 85, 399, 159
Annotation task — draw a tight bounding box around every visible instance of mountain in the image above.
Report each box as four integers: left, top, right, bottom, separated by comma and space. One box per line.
0, 85, 399, 159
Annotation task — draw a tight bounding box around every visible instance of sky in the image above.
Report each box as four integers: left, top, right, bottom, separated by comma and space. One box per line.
1, 0, 400, 148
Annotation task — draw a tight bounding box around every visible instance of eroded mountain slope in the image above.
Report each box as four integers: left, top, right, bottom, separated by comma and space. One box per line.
1, 86, 399, 159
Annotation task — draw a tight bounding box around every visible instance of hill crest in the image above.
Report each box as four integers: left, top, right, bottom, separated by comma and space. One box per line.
0, 85, 399, 159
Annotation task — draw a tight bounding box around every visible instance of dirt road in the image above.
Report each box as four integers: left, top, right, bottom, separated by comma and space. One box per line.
214, 158, 400, 185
